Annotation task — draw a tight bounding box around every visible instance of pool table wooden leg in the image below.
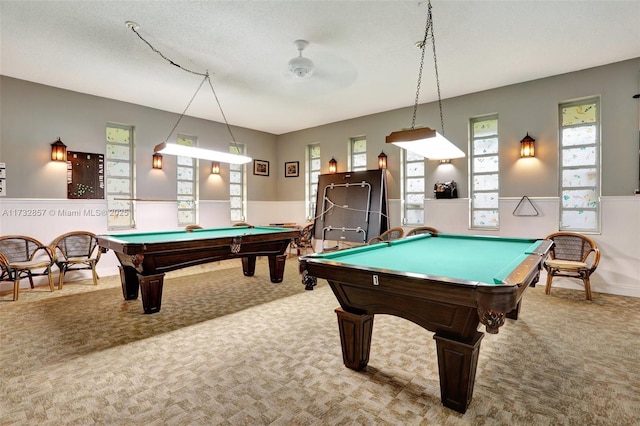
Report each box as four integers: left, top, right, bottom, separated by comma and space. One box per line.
118, 265, 140, 300
138, 273, 164, 314
433, 331, 484, 414
267, 254, 287, 283
334, 307, 374, 371
241, 256, 257, 276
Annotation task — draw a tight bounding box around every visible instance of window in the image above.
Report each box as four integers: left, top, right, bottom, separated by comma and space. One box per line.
350, 136, 367, 171
229, 144, 246, 223
402, 150, 425, 225
470, 116, 499, 229
176, 134, 197, 226
559, 98, 600, 232
105, 124, 135, 229
307, 144, 321, 220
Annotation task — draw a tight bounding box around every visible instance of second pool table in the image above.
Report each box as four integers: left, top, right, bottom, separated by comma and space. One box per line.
97, 226, 300, 314
299, 233, 552, 413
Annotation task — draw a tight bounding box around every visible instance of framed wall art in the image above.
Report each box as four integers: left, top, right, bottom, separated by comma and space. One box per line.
285, 161, 299, 177
253, 159, 269, 176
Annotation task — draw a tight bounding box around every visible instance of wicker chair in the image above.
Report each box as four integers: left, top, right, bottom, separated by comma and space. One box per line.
405, 226, 439, 237
51, 231, 103, 289
290, 223, 315, 256
232, 222, 252, 227
367, 227, 405, 245
543, 231, 600, 300
0, 235, 56, 300
185, 224, 203, 232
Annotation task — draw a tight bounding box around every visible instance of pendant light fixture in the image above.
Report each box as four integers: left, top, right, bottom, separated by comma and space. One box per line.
126, 21, 252, 166
385, 1, 465, 162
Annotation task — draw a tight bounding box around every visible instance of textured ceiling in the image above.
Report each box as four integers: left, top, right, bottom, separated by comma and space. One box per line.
1, 0, 639, 135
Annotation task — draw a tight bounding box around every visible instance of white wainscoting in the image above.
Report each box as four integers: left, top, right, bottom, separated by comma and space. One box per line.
2, 196, 638, 298
423, 196, 640, 298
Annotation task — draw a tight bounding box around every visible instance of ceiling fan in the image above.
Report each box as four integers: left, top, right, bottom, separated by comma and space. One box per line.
288, 39, 314, 79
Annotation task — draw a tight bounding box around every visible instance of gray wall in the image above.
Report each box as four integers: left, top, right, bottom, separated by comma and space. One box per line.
0, 77, 278, 201
276, 58, 640, 200
1, 57, 639, 204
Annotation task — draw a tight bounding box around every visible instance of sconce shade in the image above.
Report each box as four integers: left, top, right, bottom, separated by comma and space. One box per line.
152, 153, 163, 169
520, 133, 535, 157
328, 157, 337, 174
154, 142, 252, 164
51, 138, 67, 161
386, 127, 465, 161
211, 161, 220, 174
378, 151, 388, 169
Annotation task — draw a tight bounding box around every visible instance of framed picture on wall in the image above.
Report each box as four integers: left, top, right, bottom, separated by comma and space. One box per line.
285, 161, 299, 177
253, 159, 269, 176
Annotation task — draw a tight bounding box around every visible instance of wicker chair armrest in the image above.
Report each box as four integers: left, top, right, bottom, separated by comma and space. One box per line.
51, 244, 66, 262
30, 245, 55, 263
588, 247, 601, 271
0, 251, 9, 268
367, 236, 384, 245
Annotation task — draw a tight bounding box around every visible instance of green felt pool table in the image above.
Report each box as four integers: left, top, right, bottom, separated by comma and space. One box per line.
97, 226, 300, 314
299, 233, 552, 413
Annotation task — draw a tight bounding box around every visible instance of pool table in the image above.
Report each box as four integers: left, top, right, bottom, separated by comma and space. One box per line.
97, 226, 300, 314
299, 233, 552, 413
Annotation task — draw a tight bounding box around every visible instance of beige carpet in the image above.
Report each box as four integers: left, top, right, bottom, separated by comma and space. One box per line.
1, 258, 639, 425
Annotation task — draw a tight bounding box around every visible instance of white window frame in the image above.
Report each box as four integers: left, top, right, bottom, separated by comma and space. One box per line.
176, 134, 198, 226
469, 115, 500, 230
349, 136, 367, 172
558, 97, 601, 232
105, 123, 135, 230
229, 144, 247, 223
401, 149, 425, 226
306, 143, 321, 221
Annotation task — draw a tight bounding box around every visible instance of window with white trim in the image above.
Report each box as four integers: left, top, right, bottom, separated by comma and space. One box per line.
349, 136, 367, 171
470, 116, 499, 229
307, 144, 321, 220
229, 144, 246, 223
105, 123, 135, 229
402, 150, 425, 225
559, 98, 600, 232
176, 134, 197, 226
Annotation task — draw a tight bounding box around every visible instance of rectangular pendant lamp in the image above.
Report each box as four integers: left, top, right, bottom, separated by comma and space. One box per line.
154, 142, 252, 164
386, 127, 465, 161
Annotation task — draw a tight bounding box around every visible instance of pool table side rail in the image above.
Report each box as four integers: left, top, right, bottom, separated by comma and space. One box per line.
96, 227, 300, 256
301, 234, 551, 287
298, 237, 553, 327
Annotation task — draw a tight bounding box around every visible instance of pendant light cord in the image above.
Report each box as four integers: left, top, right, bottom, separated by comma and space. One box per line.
127, 22, 238, 145
411, 0, 445, 136
162, 74, 207, 143
128, 23, 206, 77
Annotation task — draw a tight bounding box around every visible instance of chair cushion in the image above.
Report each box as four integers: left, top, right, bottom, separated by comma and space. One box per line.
545, 259, 588, 270
9, 260, 52, 270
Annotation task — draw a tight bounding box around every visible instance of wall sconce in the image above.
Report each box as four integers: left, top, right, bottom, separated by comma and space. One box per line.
211, 161, 220, 174
439, 159, 451, 164
51, 137, 67, 161
520, 133, 535, 158
328, 157, 337, 174
152, 153, 163, 169
377, 151, 388, 169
